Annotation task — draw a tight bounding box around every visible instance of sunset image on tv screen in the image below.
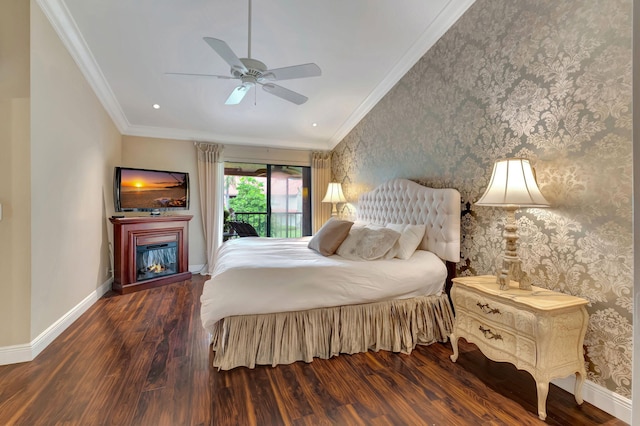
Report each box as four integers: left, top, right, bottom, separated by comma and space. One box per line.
120, 169, 188, 209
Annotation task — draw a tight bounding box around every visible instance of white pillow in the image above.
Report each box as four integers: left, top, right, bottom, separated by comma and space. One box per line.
352, 220, 370, 228
386, 223, 427, 259
352, 221, 384, 230
336, 227, 400, 261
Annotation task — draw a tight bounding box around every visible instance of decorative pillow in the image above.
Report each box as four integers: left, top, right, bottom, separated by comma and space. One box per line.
364, 222, 385, 230
308, 218, 354, 256
336, 227, 401, 261
351, 221, 384, 230
386, 223, 427, 259
352, 220, 370, 228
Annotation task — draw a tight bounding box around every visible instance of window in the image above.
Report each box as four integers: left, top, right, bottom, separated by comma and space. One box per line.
224, 162, 311, 237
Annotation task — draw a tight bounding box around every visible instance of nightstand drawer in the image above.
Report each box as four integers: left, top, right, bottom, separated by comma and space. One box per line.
454, 285, 537, 337
457, 314, 537, 367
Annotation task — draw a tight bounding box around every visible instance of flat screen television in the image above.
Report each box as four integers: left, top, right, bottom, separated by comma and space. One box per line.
114, 166, 190, 213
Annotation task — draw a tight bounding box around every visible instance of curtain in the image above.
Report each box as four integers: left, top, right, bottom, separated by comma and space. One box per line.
195, 142, 224, 274
311, 151, 332, 233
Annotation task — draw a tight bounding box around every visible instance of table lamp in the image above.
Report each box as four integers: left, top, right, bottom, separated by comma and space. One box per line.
476, 158, 549, 290
322, 182, 347, 217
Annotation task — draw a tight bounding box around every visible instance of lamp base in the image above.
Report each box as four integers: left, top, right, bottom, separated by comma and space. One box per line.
496, 256, 532, 291
495, 205, 532, 291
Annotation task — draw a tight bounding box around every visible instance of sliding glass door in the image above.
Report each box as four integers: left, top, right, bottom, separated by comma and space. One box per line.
267, 165, 311, 237
224, 162, 311, 237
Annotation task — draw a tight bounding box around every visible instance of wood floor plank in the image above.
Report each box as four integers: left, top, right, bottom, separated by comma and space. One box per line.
284, 359, 342, 420
243, 366, 287, 426
167, 355, 195, 426
210, 385, 240, 426
265, 366, 310, 422
0, 275, 628, 426
189, 369, 211, 426
104, 339, 158, 425
364, 371, 435, 424
235, 369, 259, 426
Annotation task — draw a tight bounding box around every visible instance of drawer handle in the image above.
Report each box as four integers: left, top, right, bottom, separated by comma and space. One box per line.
479, 325, 503, 341
476, 302, 501, 315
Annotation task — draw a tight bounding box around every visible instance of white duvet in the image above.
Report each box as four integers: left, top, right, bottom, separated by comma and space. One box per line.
200, 237, 447, 333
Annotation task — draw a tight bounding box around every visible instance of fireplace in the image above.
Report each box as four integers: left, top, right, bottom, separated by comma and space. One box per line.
136, 241, 178, 281
110, 215, 192, 294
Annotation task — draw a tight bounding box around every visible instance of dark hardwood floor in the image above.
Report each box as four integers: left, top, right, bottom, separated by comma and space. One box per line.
0, 275, 627, 425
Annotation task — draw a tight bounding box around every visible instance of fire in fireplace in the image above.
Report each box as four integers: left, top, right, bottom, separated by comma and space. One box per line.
136, 242, 178, 282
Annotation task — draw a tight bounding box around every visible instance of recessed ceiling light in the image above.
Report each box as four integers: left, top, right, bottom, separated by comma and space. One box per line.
312, 122, 318, 127
153, 104, 160, 109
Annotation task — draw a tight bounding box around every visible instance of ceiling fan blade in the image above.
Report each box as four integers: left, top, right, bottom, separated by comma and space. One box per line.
164, 72, 236, 80
262, 63, 321, 81
203, 37, 248, 74
225, 85, 251, 105
261, 83, 308, 105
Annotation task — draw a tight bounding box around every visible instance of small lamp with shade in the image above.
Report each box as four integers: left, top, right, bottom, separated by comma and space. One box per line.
322, 182, 347, 217
475, 158, 549, 290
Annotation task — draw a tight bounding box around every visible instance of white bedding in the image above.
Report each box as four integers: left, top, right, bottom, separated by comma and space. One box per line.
200, 236, 447, 333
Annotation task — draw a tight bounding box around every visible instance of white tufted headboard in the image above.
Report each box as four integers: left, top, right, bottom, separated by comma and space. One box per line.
357, 179, 461, 263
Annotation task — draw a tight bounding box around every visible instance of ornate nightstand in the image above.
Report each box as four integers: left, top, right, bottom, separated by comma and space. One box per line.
449, 275, 589, 421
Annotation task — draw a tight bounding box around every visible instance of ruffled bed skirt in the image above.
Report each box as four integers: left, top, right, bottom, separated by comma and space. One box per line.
209, 293, 454, 370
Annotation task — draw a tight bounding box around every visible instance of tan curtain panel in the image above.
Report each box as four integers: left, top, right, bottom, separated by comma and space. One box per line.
195, 142, 224, 274
311, 151, 332, 233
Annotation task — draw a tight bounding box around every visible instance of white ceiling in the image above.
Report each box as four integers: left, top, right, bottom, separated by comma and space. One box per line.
38, 0, 475, 150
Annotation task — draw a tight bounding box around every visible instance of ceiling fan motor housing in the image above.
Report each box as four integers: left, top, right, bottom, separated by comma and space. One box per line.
232, 58, 267, 80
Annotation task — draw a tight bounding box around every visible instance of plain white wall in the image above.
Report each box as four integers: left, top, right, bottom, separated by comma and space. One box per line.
0, 0, 31, 348
30, 1, 121, 339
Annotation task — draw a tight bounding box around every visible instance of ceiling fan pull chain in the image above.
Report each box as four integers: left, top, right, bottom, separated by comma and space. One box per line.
247, 0, 252, 59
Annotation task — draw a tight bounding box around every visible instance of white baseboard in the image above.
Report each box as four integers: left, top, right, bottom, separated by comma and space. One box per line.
189, 264, 206, 274
0, 343, 32, 366
0, 277, 113, 366
552, 376, 631, 424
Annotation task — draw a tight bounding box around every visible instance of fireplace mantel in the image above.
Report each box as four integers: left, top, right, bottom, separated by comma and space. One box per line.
110, 215, 192, 294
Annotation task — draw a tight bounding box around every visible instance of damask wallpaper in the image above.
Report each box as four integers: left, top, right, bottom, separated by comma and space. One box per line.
331, 0, 632, 397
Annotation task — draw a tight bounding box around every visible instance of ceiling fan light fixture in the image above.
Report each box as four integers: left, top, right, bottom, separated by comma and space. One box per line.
225, 84, 252, 105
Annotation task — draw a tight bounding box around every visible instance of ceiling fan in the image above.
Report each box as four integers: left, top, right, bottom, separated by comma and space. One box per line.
167, 0, 321, 105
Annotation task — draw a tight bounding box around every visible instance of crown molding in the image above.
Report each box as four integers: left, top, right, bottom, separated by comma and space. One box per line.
328, 0, 476, 149
123, 124, 332, 151
36, 0, 130, 133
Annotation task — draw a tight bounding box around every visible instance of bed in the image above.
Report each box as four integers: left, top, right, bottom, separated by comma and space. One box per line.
201, 178, 461, 370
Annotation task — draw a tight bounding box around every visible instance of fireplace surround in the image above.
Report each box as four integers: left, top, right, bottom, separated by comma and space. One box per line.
110, 215, 192, 294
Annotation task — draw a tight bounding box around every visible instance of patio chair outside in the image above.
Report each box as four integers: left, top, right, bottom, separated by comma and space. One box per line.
228, 221, 260, 237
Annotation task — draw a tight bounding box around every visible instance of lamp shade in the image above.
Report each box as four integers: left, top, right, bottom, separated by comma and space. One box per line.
322, 182, 347, 204
476, 158, 549, 207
